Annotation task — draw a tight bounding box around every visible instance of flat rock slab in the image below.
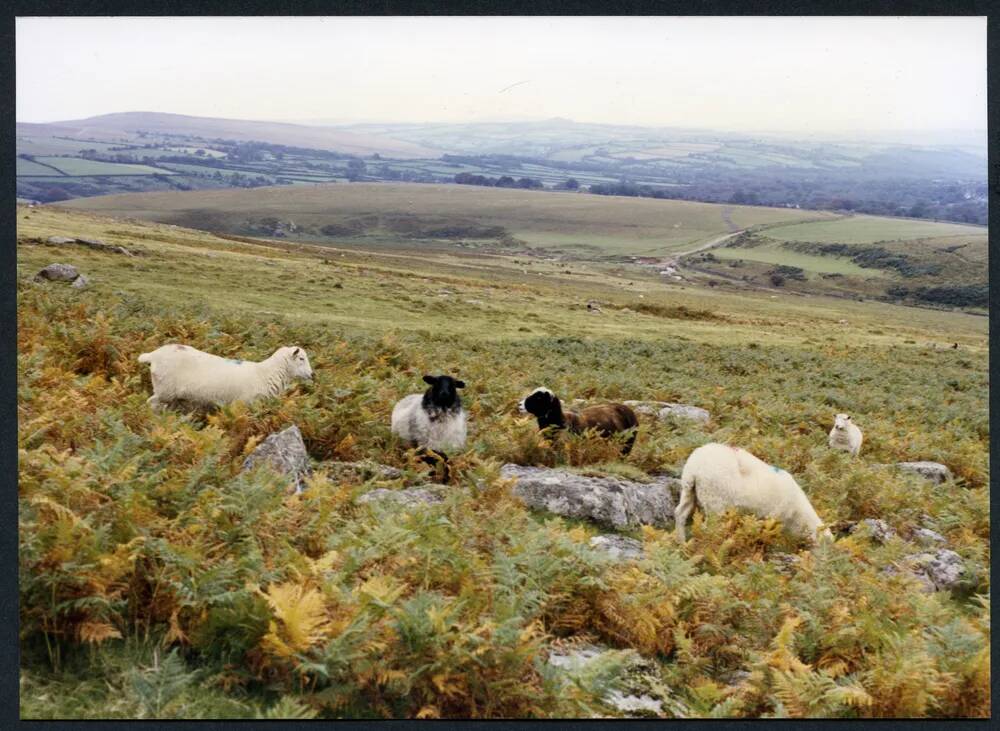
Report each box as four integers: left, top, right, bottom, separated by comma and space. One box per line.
501, 464, 677, 529
895, 461, 953, 484
589, 534, 645, 560
570, 399, 710, 425
323, 460, 404, 482
241, 424, 311, 494
547, 643, 665, 717
34, 263, 80, 282
910, 527, 947, 546
356, 486, 446, 507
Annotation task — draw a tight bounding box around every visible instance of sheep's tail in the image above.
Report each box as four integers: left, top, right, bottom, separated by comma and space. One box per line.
138, 352, 154, 365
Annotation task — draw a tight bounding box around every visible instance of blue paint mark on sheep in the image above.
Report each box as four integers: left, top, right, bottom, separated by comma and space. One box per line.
226, 358, 244, 365
772, 465, 782, 473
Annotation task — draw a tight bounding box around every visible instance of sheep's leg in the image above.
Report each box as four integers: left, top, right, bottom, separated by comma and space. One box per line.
146, 394, 163, 413
674, 477, 696, 543
417, 448, 450, 482
622, 429, 637, 456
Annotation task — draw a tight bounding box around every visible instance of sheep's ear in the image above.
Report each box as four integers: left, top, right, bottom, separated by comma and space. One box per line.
423, 375, 437, 385
293, 347, 301, 357
455, 380, 466, 389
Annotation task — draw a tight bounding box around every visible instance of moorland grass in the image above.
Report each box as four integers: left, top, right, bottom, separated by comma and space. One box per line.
16, 206, 989, 718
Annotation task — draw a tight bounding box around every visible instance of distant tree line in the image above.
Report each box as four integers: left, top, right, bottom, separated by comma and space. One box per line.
454, 172, 543, 189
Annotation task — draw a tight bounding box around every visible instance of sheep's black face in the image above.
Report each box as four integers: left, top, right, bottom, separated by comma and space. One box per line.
520, 387, 563, 428
422, 374, 465, 412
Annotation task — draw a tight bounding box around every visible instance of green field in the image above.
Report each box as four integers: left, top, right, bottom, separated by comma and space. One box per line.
34, 156, 173, 176
710, 243, 887, 278
16, 158, 63, 176
16, 204, 990, 719
59, 183, 833, 257
763, 216, 986, 244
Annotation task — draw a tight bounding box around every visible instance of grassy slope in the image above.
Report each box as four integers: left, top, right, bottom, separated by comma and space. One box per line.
57, 183, 833, 257
17, 206, 989, 719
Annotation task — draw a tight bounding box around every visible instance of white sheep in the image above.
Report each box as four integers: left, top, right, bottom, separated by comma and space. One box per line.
137, 344, 313, 411
674, 443, 832, 544
828, 413, 863, 457
391, 374, 467, 455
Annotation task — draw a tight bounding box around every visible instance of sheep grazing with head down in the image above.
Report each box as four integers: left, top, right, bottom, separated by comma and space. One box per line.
519, 387, 639, 454
828, 413, 863, 457
675, 443, 833, 545
138, 344, 313, 411
391, 375, 468, 469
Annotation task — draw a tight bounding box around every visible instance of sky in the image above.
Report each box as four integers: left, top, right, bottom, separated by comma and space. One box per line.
16, 16, 987, 137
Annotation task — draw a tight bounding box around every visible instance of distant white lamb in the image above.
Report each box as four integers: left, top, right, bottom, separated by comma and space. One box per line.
828, 414, 863, 457
138, 344, 313, 411
675, 443, 832, 544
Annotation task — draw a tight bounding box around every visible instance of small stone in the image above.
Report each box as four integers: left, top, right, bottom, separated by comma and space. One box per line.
70, 274, 90, 289
656, 403, 710, 425
241, 425, 311, 494
771, 552, 802, 573
851, 518, 896, 544
34, 263, 80, 282
589, 534, 645, 560
46, 236, 76, 244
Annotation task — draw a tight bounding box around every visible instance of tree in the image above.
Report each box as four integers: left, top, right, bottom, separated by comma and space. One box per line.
563, 178, 579, 190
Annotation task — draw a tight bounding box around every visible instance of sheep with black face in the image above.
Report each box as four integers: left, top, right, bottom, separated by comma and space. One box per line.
519, 387, 639, 454
391, 374, 468, 460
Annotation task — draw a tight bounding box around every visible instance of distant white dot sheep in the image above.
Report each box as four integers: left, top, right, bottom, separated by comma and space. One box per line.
675, 442, 833, 544
828, 413, 863, 457
137, 344, 313, 411
391, 374, 468, 456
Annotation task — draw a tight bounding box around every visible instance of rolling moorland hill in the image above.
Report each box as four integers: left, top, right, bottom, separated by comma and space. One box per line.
18, 112, 440, 158
16, 204, 989, 719
17, 112, 986, 225
59, 183, 987, 309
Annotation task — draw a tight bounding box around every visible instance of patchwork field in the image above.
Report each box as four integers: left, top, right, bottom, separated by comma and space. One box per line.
16, 204, 989, 719
32, 156, 173, 176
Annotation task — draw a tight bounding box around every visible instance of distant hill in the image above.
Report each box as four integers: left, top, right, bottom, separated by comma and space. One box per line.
16, 111, 441, 159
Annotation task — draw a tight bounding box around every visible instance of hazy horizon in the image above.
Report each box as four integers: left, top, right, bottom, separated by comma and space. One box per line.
17, 16, 985, 140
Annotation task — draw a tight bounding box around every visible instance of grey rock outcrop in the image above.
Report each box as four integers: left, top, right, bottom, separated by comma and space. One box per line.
241, 425, 311, 494
589, 534, 645, 560
500, 464, 677, 529
42, 235, 135, 256
547, 644, 665, 717
887, 548, 966, 593
71, 274, 90, 289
